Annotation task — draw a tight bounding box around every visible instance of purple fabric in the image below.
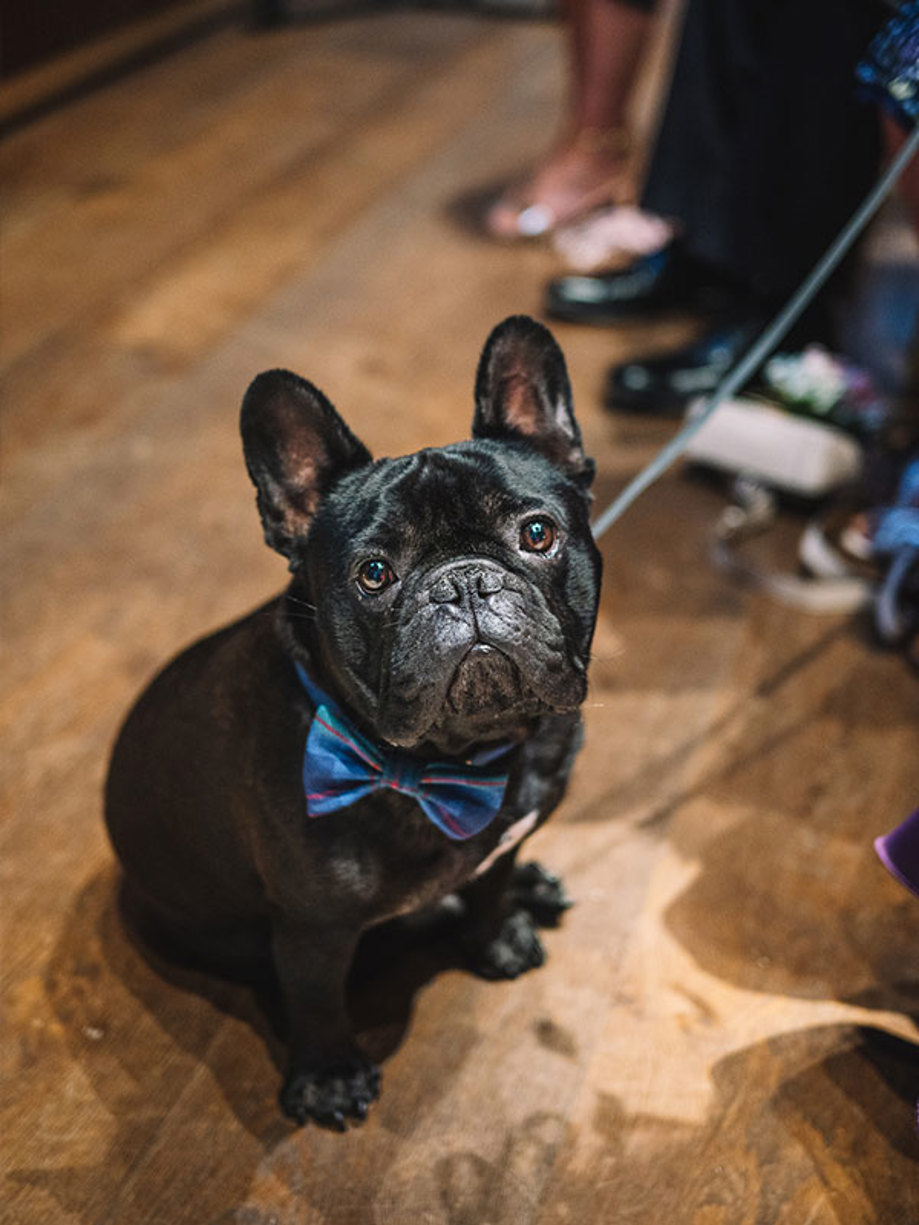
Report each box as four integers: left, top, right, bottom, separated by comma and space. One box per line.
294, 662, 510, 842
875, 809, 919, 899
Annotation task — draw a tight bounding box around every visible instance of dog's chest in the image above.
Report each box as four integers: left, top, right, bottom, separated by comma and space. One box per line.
320, 789, 540, 925
277, 711, 581, 926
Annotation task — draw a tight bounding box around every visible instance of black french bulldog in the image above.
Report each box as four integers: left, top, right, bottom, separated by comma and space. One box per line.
105, 315, 602, 1128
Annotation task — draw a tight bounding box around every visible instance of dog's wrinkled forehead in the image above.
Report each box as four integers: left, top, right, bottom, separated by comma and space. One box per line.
313, 441, 569, 563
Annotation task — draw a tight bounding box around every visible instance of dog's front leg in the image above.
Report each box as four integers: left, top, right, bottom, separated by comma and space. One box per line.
461, 850, 548, 981
272, 918, 380, 1129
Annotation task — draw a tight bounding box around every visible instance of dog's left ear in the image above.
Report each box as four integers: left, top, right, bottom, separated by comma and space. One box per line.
241, 368, 372, 558
472, 315, 594, 488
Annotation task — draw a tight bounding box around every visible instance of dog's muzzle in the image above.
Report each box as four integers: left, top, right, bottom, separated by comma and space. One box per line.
378, 558, 578, 747
448, 643, 522, 713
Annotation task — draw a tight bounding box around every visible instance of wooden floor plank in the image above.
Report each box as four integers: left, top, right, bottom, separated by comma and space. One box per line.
0, 14, 492, 380
0, 18, 561, 467
0, 0, 236, 131
2, 11, 917, 1225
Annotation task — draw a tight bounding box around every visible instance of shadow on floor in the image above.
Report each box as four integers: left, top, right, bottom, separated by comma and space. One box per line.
658, 639, 919, 1013
528, 1024, 919, 1223
10, 867, 471, 1223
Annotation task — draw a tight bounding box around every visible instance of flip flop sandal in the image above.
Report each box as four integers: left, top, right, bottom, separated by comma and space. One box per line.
552, 205, 676, 271
482, 126, 635, 242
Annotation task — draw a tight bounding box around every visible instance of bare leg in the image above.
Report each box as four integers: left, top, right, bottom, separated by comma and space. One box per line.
568, 0, 650, 133
485, 0, 653, 238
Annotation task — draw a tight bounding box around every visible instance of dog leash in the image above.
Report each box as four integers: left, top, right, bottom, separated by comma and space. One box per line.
589, 121, 919, 543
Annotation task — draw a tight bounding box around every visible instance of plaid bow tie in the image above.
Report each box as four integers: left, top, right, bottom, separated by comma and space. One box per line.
294, 662, 512, 841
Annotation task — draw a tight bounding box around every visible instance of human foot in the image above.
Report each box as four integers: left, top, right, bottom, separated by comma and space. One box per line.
483, 128, 634, 240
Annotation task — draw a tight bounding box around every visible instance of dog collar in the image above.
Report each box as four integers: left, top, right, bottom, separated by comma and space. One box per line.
293, 661, 513, 841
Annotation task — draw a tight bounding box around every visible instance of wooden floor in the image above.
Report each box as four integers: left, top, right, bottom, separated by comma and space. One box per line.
2, 12, 918, 1224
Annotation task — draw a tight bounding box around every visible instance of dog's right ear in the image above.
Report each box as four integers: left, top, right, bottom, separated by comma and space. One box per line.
240, 369, 372, 558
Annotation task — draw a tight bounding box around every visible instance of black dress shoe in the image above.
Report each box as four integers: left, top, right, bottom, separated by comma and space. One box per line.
545, 242, 744, 325
604, 318, 765, 416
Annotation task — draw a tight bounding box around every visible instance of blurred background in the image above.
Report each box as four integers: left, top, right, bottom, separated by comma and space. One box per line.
2, 3, 918, 1223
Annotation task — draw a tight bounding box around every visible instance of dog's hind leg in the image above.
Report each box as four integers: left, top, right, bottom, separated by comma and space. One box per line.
117, 876, 273, 981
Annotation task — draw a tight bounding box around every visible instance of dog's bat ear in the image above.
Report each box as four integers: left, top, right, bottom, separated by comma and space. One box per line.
241, 369, 372, 557
472, 315, 594, 488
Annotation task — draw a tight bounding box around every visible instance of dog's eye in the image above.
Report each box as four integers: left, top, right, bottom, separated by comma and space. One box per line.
357, 558, 396, 594
520, 518, 558, 554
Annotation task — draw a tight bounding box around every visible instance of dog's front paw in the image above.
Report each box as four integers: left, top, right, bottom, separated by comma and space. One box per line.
281, 1059, 381, 1130
470, 909, 546, 980
512, 861, 573, 928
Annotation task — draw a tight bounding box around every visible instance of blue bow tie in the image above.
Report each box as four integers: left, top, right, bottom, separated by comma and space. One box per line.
294, 662, 512, 841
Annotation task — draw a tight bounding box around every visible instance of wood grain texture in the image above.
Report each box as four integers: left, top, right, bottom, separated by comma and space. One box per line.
0, 0, 237, 130
2, 12, 917, 1224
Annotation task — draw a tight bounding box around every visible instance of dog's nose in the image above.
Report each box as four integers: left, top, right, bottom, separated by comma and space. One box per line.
430, 574, 462, 604
428, 564, 506, 605
475, 569, 504, 598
